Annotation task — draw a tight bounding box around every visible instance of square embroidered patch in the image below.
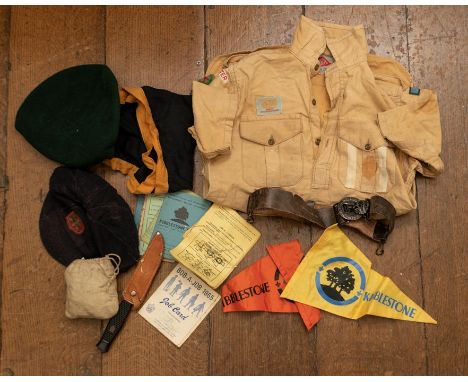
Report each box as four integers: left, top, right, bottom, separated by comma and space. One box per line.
256, 96, 282, 115
409, 86, 421, 96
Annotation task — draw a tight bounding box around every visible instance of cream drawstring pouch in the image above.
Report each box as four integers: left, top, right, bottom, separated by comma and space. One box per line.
64, 254, 121, 319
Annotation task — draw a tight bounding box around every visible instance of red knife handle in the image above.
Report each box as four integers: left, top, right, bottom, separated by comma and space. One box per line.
122, 232, 164, 309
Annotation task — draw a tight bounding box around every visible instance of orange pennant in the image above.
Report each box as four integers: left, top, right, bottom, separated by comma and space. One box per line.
221, 240, 320, 330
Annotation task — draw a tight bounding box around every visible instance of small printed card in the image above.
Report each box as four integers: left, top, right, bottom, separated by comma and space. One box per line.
135, 194, 165, 255
139, 264, 220, 347
170, 204, 261, 288
154, 191, 212, 261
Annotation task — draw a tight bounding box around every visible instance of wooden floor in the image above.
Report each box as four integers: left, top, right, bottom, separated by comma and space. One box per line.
0, 5, 466, 376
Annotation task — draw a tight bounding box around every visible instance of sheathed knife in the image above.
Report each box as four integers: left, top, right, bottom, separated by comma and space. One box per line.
97, 231, 164, 353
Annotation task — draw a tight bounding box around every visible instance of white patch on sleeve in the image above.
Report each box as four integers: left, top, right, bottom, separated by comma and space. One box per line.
376, 146, 389, 193
345, 143, 358, 189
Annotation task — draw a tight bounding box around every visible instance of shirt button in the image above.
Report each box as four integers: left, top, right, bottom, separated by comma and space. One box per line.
268, 137, 275, 145
314, 64, 320, 71
365, 143, 372, 150
315, 137, 321, 145
312, 99, 317, 106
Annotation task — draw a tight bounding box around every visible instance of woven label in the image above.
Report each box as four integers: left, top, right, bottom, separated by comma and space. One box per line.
218, 69, 229, 83
65, 211, 85, 235
318, 54, 335, 73
256, 96, 282, 115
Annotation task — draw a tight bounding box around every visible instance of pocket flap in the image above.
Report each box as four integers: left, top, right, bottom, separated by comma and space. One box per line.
339, 119, 386, 150
239, 114, 302, 146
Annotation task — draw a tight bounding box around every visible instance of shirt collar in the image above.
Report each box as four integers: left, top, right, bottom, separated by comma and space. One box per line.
290, 16, 369, 69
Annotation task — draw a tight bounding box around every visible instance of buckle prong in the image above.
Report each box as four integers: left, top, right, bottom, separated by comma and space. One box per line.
335, 197, 370, 221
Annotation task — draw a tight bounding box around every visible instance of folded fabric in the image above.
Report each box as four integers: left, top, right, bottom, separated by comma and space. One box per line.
105, 86, 195, 194
221, 240, 320, 330
281, 224, 436, 324
16, 64, 196, 194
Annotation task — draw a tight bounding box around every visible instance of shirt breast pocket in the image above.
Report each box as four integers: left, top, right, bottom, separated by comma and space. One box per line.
337, 119, 396, 194
239, 114, 304, 188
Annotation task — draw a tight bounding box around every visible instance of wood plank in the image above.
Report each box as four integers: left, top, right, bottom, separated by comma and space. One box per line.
205, 6, 317, 376
0, 6, 9, 185
205, 5, 301, 63
305, 6, 427, 375
106, 6, 204, 93
306, 6, 409, 68
0, 5, 10, 375
1, 6, 105, 375
102, 6, 207, 376
407, 6, 467, 375
0, 187, 5, 373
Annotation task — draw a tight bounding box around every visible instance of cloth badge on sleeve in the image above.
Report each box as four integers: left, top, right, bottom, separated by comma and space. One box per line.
218, 69, 230, 83
221, 240, 320, 330
281, 225, 437, 324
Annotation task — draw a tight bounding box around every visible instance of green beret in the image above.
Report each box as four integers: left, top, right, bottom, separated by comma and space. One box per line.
16, 64, 120, 167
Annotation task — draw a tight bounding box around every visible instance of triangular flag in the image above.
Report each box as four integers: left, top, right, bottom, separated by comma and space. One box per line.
267, 241, 322, 330
221, 240, 320, 330
281, 225, 437, 324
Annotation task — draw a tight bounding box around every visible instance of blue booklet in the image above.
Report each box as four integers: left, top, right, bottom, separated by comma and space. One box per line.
135, 194, 165, 255
134, 195, 144, 228
154, 191, 212, 261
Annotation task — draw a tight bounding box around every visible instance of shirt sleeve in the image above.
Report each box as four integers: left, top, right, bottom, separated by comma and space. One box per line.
377, 89, 444, 177
189, 74, 238, 159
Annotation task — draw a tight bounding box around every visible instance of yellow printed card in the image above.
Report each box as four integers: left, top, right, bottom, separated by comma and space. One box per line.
170, 204, 261, 288
281, 224, 436, 324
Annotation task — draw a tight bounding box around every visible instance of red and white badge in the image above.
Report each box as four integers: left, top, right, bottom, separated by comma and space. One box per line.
218, 69, 230, 83
319, 54, 335, 67
65, 211, 85, 235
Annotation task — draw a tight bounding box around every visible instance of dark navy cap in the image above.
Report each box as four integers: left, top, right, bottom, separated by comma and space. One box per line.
39, 167, 139, 272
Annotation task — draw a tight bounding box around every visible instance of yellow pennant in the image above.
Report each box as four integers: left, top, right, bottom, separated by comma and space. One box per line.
281, 224, 436, 324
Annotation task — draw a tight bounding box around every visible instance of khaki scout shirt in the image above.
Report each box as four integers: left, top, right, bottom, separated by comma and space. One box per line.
190, 16, 443, 215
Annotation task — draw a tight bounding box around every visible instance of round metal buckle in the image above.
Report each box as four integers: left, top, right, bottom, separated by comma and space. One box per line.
336, 197, 370, 221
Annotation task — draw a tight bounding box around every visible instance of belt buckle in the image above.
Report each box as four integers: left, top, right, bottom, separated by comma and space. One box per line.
335, 197, 370, 221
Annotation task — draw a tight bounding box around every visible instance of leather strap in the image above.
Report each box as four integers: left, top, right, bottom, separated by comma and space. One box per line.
247, 188, 395, 250
122, 232, 164, 310
246, 187, 336, 228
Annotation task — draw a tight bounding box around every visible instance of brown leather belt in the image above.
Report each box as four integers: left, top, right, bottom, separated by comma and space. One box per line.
246, 188, 395, 255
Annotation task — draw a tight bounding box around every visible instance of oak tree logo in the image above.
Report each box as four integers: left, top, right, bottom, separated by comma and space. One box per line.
171, 206, 189, 226
321, 266, 356, 302
315, 257, 365, 306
